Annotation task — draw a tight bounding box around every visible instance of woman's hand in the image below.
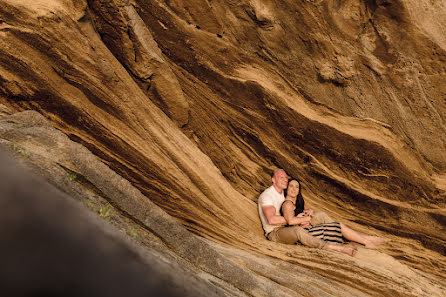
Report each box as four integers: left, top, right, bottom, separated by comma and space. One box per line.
299, 216, 312, 228
303, 209, 314, 217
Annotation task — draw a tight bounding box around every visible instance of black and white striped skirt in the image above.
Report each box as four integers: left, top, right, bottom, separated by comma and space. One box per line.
305, 222, 344, 244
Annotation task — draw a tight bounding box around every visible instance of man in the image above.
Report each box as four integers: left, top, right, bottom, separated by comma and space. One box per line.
258, 169, 357, 256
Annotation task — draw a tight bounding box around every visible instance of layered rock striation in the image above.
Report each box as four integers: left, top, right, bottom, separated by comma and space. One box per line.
0, 0, 445, 296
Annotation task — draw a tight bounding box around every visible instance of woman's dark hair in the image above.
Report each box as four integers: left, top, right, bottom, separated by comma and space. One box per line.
284, 178, 305, 215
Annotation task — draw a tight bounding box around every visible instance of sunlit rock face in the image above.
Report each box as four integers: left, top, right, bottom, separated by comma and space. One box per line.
0, 0, 445, 296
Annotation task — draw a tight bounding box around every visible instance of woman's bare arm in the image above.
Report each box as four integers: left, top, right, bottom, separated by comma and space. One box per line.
283, 201, 311, 226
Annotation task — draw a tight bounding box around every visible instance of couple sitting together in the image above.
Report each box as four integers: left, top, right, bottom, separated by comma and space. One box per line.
258, 169, 387, 256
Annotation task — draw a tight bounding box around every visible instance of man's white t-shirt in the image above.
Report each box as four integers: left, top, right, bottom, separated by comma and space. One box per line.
258, 186, 285, 235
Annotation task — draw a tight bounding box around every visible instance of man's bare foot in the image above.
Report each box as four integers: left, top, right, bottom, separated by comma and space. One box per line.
325, 244, 358, 257
364, 236, 390, 249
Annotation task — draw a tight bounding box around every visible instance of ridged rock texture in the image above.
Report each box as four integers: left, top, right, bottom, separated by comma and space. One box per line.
0, 0, 445, 296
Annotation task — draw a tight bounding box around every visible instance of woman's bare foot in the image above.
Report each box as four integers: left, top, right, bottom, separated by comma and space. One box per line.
363, 236, 390, 249
325, 244, 358, 257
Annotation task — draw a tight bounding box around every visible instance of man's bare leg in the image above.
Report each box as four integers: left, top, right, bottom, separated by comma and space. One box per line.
324, 243, 357, 257
340, 223, 389, 249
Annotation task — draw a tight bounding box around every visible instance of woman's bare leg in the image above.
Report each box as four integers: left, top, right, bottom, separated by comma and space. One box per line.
340, 223, 389, 249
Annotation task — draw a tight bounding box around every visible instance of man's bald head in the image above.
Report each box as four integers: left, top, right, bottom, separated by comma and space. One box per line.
271, 168, 285, 179
271, 169, 288, 193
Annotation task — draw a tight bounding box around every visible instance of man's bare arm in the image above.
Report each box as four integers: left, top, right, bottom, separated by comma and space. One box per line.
262, 206, 287, 226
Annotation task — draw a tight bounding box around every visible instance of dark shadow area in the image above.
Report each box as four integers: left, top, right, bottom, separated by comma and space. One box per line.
0, 147, 222, 297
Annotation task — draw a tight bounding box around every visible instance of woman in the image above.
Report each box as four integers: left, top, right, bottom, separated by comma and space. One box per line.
282, 179, 388, 249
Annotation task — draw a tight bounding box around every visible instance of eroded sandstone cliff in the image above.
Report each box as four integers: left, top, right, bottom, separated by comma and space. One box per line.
0, 0, 445, 296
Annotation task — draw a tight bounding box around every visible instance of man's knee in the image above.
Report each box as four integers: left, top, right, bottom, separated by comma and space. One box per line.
291, 225, 314, 240
292, 225, 307, 235
293, 225, 326, 248
275, 226, 306, 244
312, 211, 333, 225
313, 211, 325, 219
